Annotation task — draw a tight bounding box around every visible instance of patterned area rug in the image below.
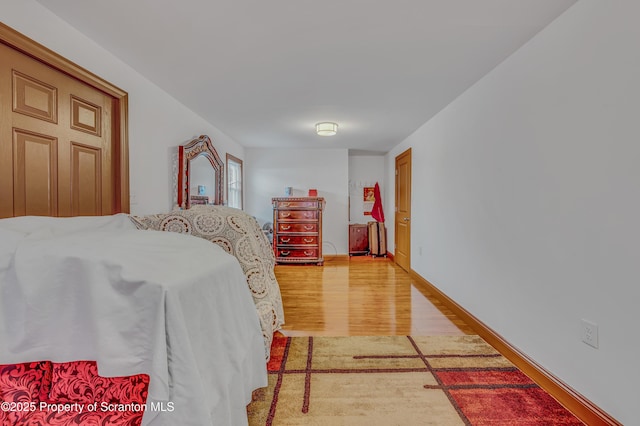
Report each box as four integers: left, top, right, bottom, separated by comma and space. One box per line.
247, 334, 584, 425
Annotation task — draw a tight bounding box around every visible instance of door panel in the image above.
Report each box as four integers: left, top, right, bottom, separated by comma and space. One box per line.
12, 70, 58, 123
395, 148, 412, 272
70, 95, 101, 136
71, 143, 102, 216
13, 129, 58, 217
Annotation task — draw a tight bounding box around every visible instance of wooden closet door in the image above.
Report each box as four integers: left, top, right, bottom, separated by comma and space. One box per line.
0, 42, 114, 218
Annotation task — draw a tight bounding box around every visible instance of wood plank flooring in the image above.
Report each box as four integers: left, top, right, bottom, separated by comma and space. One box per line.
275, 255, 474, 336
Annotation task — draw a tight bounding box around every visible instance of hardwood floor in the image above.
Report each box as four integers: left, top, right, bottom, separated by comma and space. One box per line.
275, 255, 474, 336
274, 256, 614, 426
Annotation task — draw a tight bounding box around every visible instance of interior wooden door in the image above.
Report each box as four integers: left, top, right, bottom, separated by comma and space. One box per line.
0, 40, 116, 217
395, 148, 412, 272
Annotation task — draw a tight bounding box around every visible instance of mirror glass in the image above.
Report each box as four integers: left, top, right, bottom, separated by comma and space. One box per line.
190, 155, 216, 204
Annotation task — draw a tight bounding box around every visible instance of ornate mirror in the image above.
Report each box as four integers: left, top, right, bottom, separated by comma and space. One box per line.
177, 135, 224, 209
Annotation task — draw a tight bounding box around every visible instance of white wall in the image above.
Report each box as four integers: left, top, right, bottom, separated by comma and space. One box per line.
348, 155, 386, 224
245, 148, 349, 255
386, 1, 639, 423
3, 0, 245, 215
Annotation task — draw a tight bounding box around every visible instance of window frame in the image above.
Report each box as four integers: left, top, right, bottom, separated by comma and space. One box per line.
226, 153, 243, 210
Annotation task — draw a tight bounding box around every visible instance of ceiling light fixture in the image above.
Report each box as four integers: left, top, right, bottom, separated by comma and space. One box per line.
316, 122, 338, 136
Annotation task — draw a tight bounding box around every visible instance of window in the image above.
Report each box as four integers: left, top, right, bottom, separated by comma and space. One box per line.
226, 154, 243, 209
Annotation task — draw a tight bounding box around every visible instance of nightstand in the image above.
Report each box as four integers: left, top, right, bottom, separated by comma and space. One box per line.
349, 224, 369, 256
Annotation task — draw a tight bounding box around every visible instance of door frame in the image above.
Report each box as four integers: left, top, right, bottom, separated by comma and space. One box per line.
0, 22, 130, 214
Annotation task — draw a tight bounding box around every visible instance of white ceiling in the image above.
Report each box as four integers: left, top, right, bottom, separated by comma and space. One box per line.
37, 0, 576, 154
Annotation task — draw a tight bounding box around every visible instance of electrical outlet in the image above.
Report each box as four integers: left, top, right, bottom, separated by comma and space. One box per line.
581, 319, 598, 349
419, 246, 423, 256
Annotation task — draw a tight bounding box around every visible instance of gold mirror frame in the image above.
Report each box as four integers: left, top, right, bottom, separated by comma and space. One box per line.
177, 135, 224, 209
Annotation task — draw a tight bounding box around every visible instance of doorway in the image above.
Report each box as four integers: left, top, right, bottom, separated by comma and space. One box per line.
394, 148, 411, 272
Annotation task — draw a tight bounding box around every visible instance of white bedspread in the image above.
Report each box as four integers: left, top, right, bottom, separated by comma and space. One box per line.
0, 215, 267, 426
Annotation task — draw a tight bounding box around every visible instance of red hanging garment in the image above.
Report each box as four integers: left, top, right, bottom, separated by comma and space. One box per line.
371, 182, 385, 223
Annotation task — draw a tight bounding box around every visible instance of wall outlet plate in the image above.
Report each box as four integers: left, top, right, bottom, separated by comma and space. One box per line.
581, 319, 599, 349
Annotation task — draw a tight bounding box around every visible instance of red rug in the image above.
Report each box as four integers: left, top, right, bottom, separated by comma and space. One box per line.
250, 334, 584, 425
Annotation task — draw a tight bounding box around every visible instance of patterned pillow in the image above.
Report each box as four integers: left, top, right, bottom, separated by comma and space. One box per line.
99, 373, 149, 405
22, 408, 145, 426
1, 360, 148, 426
48, 361, 149, 406
0, 361, 52, 403
48, 361, 108, 404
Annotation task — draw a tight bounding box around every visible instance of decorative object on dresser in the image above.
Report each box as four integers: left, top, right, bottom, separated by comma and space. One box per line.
349, 223, 369, 256
189, 195, 209, 205
273, 197, 325, 265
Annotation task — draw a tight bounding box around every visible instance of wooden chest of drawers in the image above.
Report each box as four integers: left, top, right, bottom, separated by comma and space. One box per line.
272, 197, 324, 265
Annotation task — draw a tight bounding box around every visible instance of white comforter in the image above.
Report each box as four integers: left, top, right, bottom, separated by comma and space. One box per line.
0, 215, 267, 426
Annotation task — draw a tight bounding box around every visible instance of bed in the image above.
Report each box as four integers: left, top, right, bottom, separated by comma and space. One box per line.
0, 209, 283, 426
130, 205, 285, 359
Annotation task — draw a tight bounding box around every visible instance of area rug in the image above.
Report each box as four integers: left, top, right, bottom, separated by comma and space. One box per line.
247, 334, 584, 425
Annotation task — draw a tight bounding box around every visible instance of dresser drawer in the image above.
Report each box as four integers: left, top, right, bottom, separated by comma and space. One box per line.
277, 222, 318, 233
274, 200, 319, 209
276, 248, 318, 259
277, 235, 318, 245
277, 210, 318, 220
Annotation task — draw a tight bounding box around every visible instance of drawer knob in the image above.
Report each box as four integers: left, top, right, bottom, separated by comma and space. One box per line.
281, 212, 291, 218
304, 251, 314, 256
281, 225, 291, 230
304, 225, 313, 230
280, 251, 290, 256
281, 238, 291, 243
303, 238, 313, 243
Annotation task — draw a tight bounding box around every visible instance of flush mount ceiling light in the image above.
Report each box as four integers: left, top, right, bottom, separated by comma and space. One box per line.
316, 122, 338, 136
